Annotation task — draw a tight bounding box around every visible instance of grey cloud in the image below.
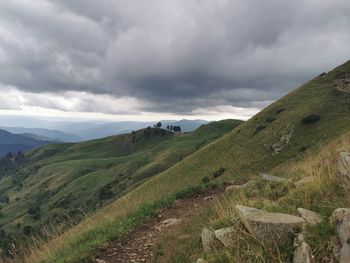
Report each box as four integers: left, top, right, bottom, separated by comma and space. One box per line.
0, 0, 350, 114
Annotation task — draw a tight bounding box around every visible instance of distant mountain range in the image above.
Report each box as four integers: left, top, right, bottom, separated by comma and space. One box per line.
0, 118, 208, 141
0, 127, 80, 142
0, 129, 52, 156
63, 119, 208, 140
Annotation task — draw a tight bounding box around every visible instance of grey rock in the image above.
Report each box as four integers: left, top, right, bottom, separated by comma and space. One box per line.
330, 208, 350, 244
201, 228, 215, 252
197, 259, 208, 263
338, 152, 350, 186
340, 244, 350, 263
294, 233, 305, 247
297, 208, 322, 225
293, 242, 313, 263
214, 227, 235, 247
330, 208, 350, 263
261, 174, 286, 183
235, 205, 305, 246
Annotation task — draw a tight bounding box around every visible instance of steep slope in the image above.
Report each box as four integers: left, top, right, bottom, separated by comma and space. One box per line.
0, 120, 241, 250
101, 60, 350, 215
22, 60, 350, 263
0, 129, 51, 157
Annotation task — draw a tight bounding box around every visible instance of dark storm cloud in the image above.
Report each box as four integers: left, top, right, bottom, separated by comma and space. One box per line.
0, 0, 350, 113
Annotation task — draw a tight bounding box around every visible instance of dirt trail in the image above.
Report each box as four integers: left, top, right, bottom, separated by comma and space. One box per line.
94, 190, 221, 263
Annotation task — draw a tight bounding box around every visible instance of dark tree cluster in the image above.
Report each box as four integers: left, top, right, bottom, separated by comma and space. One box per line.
28, 205, 41, 220
0, 151, 26, 179
154, 122, 162, 128
166, 125, 182, 132
0, 195, 9, 204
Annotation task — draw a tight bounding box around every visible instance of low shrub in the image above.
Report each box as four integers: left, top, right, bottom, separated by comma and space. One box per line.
253, 125, 267, 135
266, 117, 276, 123
213, 167, 226, 178
201, 176, 210, 184
276, 108, 285, 114
301, 114, 321, 124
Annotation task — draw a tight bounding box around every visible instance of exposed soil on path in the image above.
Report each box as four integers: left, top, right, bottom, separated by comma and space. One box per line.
94, 189, 222, 263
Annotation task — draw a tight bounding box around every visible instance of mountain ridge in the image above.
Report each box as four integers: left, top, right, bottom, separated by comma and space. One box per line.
0, 129, 51, 157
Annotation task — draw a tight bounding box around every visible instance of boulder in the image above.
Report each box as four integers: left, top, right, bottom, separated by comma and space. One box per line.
197, 259, 208, 263
294, 232, 306, 247
214, 227, 235, 247
338, 152, 350, 186
261, 174, 286, 183
340, 244, 350, 263
297, 208, 322, 225
201, 228, 215, 252
235, 205, 305, 246
330, 208, 350, 244
293, 242, 313, 263
330, 208, 350, 263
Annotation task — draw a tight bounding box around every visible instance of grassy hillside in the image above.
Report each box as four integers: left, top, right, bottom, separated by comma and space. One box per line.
16, 60, 350, 263
0, 120, 241, 252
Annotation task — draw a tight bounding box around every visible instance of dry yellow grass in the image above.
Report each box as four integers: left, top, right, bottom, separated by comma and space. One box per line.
195, 132, 350, 262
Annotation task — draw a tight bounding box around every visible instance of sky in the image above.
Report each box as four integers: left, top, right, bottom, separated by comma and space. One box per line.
0, 0, 350, 122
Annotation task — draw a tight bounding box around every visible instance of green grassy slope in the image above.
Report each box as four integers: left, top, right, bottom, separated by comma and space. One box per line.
0, 120, 242, 241
101, 60, 350, 215
26, 60, 350, 263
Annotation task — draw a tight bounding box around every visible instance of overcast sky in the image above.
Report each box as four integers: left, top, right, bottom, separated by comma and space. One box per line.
0, 0, 349, 121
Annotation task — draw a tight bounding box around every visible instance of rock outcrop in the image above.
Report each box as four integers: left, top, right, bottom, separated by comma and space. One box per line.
260, 174, 286, 183
297, 208, 322, 225
338, 152, 350, 186
293, 241, 313, 263
214, 227, 235, 247
201, 228, 215, 252
330, 208, 350, 263
235, 205, 305, 246
335, 72, 350, 93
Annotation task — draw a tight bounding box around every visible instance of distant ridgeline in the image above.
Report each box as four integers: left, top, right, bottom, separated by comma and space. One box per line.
0, 129, 51, 157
